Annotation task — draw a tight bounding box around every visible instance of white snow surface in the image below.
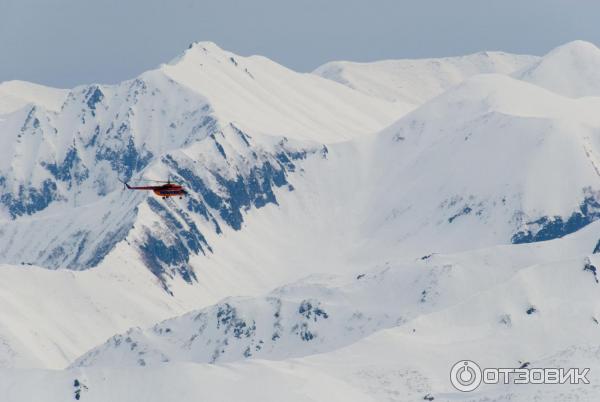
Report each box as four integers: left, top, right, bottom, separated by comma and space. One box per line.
162, 41, 408, 142
3, 224, 600, 401
0, 80, 68, 115
72, 221, 600, 368
314, 50, 538, 106
1, 41, 600, 401
517, 40, 600, 98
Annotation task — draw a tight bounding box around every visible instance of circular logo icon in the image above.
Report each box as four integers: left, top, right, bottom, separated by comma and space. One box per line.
450, 360, 482, 392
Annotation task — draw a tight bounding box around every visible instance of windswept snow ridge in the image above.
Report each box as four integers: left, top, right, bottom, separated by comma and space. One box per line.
0, 80, 68, 115
314, 51, 538, 106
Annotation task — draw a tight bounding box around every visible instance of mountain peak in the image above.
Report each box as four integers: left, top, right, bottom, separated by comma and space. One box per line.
548, 39, 600, 55
166, 41, 230, 67
156, 40, 404, 143
186, 40, 222, 51
517, 40, 600, 98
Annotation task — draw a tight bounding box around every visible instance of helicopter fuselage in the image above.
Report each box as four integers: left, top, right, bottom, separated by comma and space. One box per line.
152, 184, 187, 197
123, 182, 187, 198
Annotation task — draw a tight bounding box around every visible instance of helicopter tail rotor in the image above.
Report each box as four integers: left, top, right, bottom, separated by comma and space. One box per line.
117, 178, 130, 190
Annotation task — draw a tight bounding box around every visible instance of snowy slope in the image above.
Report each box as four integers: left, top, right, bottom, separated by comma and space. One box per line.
72, 220, 600, 368
0, 80, 68, 115
4, 222, 600, 401
0, 253, 210, 369
518, 40, 600, 98
314, 51, 538, 106
180, 72, 600, 291
4, 340, 600, 402
163, 42, 409, 142
364, 73, 600, 253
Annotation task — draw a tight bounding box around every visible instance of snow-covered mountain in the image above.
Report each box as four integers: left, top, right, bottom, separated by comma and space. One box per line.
70, 221, 600, 369
0, 259, 200, 369
365, 72, 600, 252
517, 40, 600, 98
313, 50, 538, 106
0, 42, 400, 286
5, 221, 600, 401
2, 40, 600, 401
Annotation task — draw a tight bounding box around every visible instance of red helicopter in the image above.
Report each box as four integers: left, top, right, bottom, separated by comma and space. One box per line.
119, 178, 188, 199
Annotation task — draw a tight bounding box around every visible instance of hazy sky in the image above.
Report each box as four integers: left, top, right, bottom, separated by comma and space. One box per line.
1, 0, 599, 88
